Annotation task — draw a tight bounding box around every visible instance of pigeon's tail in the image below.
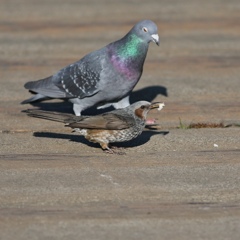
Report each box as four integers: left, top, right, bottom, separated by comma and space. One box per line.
23, 76, 66, 101
24, 109, 78, 123
24, 76, 53, 91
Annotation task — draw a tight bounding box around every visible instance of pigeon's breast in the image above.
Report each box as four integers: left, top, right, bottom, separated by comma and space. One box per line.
110, 55, 140, 80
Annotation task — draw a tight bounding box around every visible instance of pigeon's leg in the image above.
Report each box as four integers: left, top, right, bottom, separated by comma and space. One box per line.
146, 118, 157, 125
73, 104, 82, 116
97, 96, 130, 110
112, 96, 130, 109
97, 103, 113, 110
69, 98, 84, 116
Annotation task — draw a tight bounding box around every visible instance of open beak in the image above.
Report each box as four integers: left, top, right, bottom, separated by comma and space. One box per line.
151, 34, 160, 46
150, 102, 165, 111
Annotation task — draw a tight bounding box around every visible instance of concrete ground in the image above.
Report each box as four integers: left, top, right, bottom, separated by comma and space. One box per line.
0, 0, 240, 239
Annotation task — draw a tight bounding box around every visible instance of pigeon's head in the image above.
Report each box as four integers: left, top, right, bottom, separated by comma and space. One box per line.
130, 101, 164, 120
132, 20, 159, 46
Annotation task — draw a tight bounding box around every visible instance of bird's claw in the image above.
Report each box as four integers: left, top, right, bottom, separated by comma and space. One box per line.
104, 147, 126, 155
110, 146, 125, 150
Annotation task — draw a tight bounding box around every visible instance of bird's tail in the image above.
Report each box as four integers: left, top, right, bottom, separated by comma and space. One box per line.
24, 109, 79, 123
22, 76, 66, 103
24, 76, 54, 92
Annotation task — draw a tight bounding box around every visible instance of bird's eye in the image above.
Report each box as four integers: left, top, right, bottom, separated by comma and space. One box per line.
140, 105, 145, 109
142, 27, 148, 33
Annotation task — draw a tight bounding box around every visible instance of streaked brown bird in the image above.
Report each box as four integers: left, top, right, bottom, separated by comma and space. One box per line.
25, 101, 164, 154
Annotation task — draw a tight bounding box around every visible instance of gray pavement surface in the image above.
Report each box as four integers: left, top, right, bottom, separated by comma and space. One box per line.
0, 0, 240, 239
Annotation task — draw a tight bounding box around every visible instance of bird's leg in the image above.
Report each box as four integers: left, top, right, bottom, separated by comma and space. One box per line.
73, 104, 82, 116
100, 142, 125, 155
109, 145, 126, 155
99, 142, 114, 154
97, 96, 130, 110
97, 103, 113, 110
104, 148, 115, 154
110, 145, 125, 151
112, 96, 130, 109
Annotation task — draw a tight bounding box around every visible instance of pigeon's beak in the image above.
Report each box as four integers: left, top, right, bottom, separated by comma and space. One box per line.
150, 102, 165, 111
151, 34, 160, 46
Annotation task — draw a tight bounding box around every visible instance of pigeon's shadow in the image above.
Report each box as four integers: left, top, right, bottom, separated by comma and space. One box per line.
28, 101, 73, 113
33, 130, 169, 150
26, 85, 168, 115
129, 85, 168, 103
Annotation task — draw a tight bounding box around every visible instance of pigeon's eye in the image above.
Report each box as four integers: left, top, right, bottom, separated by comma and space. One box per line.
142, 27, 148, 33
140, 105, 145, 109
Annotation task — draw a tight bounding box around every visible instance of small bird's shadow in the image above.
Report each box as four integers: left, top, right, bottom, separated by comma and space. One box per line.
33, 130, 169, 150
26, 85, 168, 115
114, 130, 169, 148
33, 131, 97, 148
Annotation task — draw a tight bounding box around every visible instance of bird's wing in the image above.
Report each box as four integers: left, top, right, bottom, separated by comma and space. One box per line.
55, 52, 103, 99
68, 112, 134, 130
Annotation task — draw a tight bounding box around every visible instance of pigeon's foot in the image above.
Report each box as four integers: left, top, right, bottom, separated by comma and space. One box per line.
145, 118, 160, 129
146, 118, 157, 125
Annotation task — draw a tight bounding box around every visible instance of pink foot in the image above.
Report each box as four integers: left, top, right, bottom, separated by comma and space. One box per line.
146, 118, 157, 125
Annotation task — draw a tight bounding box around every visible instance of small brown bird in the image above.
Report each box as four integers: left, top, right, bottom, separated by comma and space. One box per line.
25, 101, 164, 154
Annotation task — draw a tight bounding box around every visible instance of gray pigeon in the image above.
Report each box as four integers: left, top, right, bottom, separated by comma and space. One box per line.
22, 20, 159, 116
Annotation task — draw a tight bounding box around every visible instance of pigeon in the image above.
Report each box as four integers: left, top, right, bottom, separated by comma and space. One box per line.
22, 20, 159, 116
25, 101, 164, 154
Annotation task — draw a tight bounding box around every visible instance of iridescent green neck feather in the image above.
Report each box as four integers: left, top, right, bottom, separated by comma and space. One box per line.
118, 34, 144, 58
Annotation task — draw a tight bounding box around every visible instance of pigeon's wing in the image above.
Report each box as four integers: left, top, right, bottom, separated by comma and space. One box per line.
55, 51, 103, 99
67, 112, 134, 130
23, 51, 104, 99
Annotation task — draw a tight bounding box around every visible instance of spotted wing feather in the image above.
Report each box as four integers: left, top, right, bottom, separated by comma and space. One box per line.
55, 53, 102, 99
